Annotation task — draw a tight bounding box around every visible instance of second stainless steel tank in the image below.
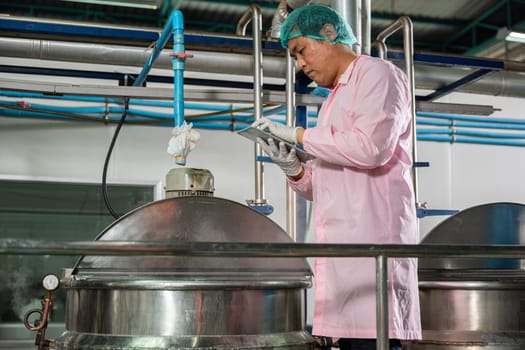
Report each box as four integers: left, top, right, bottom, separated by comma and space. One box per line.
409, 202, 525, 350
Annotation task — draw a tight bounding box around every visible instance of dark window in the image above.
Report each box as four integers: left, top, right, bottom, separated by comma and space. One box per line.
0, 179, 154, 326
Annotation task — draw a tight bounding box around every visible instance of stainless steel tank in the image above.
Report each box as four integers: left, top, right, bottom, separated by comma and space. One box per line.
53, 196, 314, 350
408, 202, 525, 350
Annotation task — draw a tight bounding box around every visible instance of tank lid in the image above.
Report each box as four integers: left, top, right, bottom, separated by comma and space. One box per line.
73, 196, 312, 281
420, 202, 525, 270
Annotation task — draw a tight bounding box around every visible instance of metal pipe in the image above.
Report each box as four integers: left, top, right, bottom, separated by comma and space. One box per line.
375, 16, 420, 212
3, 36, 525, 98
2, 240, 525, 258
361, 0, 372, 55
333, 0, 361, 55
285, 53, 297, 240
376, 255, 388, 350
237, 5, 267, 207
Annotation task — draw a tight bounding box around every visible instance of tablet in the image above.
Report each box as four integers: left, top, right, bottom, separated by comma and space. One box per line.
237, 126, 315, 163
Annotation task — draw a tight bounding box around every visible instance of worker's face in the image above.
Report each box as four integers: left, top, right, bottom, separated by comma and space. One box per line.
288, 36, 338, 88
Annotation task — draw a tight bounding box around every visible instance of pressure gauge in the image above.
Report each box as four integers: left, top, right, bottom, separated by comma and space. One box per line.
42, 274, 60, 292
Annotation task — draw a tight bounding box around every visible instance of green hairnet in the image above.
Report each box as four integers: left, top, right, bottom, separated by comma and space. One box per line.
280, 4, 357, 49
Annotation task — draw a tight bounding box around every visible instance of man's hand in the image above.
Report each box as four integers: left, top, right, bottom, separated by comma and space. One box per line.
257, 137, 302, 177
251, 117, 299, 144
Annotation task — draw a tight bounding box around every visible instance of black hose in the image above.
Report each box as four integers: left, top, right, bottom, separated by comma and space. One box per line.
102, 97, 130, 219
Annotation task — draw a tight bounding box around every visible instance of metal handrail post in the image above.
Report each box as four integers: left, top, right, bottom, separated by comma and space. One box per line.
376, 255, 388, 350
285, 53, 297, 240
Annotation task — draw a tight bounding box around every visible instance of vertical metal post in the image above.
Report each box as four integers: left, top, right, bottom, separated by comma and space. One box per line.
237, 5, 268, 209
285, 53, 297, 240
251, 5, 265, 205
376, 255, 389, 350
361, 0, 372, 55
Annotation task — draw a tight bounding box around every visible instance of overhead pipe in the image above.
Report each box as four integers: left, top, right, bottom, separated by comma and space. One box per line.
417, 135, 525, 147
417, 111, 525, 125
375, 16, 420, 211
6, 96, 525, 135
237, 5, 273, 215
5, 100, 525, 148
417, 119, 525, 131
3, 36, 525, 98
417, 128, 525, 139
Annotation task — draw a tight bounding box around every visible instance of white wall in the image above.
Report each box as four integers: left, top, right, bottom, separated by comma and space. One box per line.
417, 92, 525, 238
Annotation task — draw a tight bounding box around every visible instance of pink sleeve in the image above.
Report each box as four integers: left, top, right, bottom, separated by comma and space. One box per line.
303, 61, 411, 169
286, 163, 313, 201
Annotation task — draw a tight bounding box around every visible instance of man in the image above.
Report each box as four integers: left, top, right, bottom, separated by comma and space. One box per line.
252, 4, 421, 350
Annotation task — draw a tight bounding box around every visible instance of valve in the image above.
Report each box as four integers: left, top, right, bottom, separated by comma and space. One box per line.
23, 274, 60, 350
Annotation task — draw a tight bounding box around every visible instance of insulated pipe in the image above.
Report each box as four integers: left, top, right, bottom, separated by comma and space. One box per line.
3, 37, 525, 98
237, 5, 269, 211
375, 17, 419, 209
0, 37, 288, 79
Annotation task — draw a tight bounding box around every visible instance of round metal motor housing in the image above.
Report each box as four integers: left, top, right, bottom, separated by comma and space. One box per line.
54, 196, 314, 350
165, 167, 214, 198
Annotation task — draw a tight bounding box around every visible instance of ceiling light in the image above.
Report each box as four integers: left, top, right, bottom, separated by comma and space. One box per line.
59, 0, 160, 10
505, 31, 525, 43
497, 27, 525, 43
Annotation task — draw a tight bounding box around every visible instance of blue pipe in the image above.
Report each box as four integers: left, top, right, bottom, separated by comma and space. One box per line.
417, 111, 525, 125
418, 128, 525, 139
0, 97, 291, 124
4, 105, 525, 147
0, 91, 290, 116
417, 118, 525, 131
417, 135, 525, 147
133, 12, 178, 88
171, 10, 185, 128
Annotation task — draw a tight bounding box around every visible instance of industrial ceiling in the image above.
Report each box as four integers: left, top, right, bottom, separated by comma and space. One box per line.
1, 0, 524, 61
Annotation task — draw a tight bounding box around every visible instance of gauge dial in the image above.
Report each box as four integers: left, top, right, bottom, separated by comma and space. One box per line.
42, 274, 60, 291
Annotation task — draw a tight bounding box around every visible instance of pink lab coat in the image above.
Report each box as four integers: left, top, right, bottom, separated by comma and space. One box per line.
288, 55, 422, 340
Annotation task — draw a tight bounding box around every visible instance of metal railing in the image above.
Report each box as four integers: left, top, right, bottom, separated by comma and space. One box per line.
2, 239, 525, 350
